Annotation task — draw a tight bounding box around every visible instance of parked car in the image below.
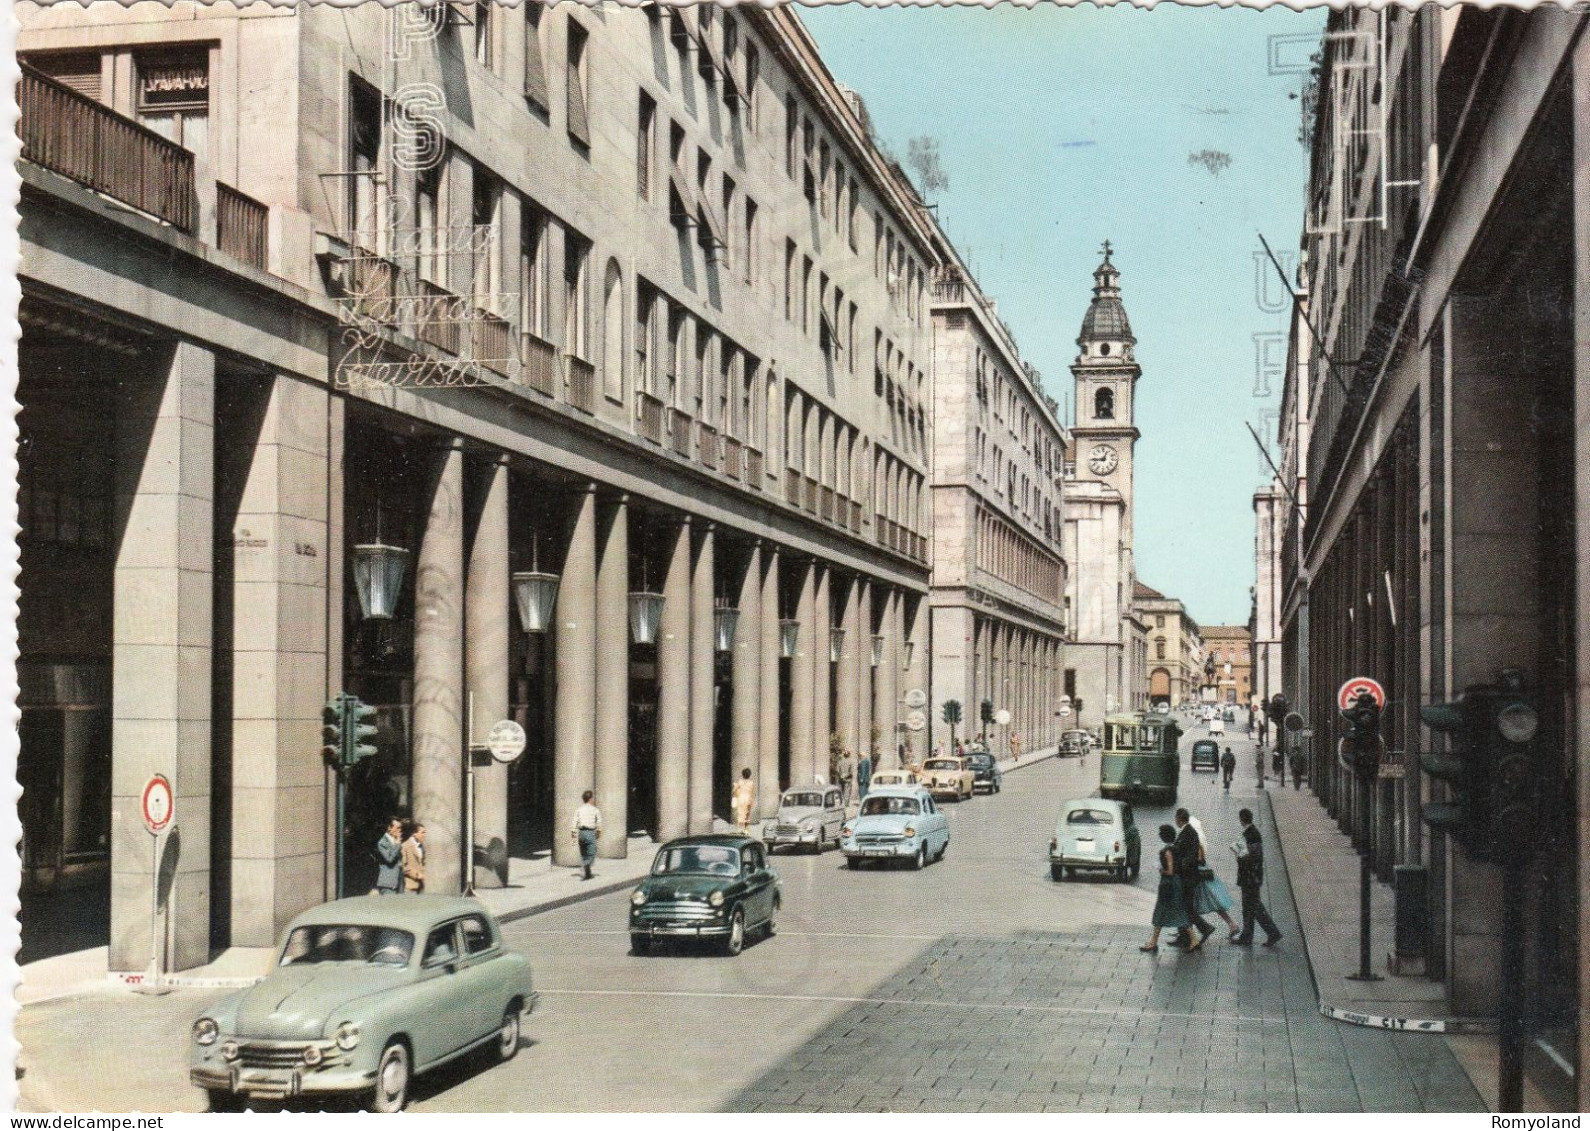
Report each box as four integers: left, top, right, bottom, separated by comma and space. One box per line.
1190, 738, 1221, 773
763, 784, 845, 853
963, 750, 1003, 794
1223, 707, 1237, 723
1049, 798, 1141, 882
1208, 715, 1226, 736
629, 836, 779, 957
190, 896, 536, 1113
1059, 730, 1090, 758
840, 787, 949, 869
867, 768, 920, 792
920, 756, 976, 801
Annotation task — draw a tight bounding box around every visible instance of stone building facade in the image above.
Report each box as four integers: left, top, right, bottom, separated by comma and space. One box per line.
1134, 583, 1202, 707
926, 245, 1069, 757
17, 1, 936, 971
1200, 626, 1251, 706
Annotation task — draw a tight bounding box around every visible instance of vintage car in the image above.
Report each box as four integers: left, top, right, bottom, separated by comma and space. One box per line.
1059, 730, 1091, 758
1190, 738, 1221, 773
1050, 798, 1141, 882
764, 783, 846, 853
840, 786, 949, 869
1208, 714, 1226, 736
629, 836, 779, 957
190, 896, 536, 1113
867, 768, 920, 792
920, 756, 976, 801
963, 750, 1003, 794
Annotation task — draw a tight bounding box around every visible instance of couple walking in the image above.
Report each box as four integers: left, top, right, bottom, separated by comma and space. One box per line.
1142, 807, 1281, 951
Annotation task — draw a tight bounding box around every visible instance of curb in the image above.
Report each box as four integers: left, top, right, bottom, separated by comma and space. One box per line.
1317, 1001, 1495, 1034
496, 873, 645, 925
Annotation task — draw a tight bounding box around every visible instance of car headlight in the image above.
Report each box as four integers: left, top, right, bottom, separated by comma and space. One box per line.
192, 1017, 219, 1046
708, 891, 725, 907
841, 826, 853, 838
631, 889, 647, 906
903, 826, 916, 838
335, 1021, 361, 1052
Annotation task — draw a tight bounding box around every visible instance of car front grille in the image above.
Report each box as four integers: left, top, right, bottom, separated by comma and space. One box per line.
635, 902, 716, 922
234, 1041, 340, 1070
856, 834, 902, 845
775, 824, 803, 834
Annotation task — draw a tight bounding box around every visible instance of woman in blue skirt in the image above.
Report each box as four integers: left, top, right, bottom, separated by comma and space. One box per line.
1142, 825, 1188, 952
1189, 816, 1240, 940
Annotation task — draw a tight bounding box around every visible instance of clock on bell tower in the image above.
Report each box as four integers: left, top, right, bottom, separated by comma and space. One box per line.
1070, 240, 1141, 545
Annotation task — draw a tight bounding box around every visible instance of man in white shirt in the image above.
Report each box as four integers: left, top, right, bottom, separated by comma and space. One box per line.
571, 790, 602, 880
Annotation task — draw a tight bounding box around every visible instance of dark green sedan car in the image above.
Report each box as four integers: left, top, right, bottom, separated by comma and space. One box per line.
629, 836, 780, 956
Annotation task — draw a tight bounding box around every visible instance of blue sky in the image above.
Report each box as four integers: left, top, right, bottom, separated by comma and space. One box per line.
799, 2, 1325, 628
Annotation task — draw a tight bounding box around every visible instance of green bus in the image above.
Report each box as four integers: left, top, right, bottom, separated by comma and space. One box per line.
1098, 712, 1182, 805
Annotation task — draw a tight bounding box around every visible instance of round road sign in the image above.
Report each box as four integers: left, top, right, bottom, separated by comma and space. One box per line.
994, 708, 1012, 727
141, 774, 174, 836
905, 710, 926, 732
487, 719, 527, 764
1056, 705, 1073, 718
1337, 676, 1386, 713
904, 688, 927, 709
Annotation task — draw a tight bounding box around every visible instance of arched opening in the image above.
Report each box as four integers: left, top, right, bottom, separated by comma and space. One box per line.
1094, 386, 1114, 419
1150, 668, 1171, 703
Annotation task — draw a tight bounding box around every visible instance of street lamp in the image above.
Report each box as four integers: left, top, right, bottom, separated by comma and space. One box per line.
629, 590, 665, 645
351, 541, 410, 620
779, 619, 800, 659
714, 601, 740, 653
512, 570, 561, 632
829, 626, 846, 663
870, 634, 886, 667
902, 640, 915, 670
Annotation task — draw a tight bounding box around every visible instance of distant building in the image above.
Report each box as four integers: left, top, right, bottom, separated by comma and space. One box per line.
1200, 626, 1251, 706
1134, 582, 1202, 707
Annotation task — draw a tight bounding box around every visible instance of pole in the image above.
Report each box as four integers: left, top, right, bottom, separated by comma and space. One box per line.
148, 831, 160, 985
1347, 774, 1383, 982
334, 768, 345, 899
1498, 867, 1525, 1111
464, 692, 475, 897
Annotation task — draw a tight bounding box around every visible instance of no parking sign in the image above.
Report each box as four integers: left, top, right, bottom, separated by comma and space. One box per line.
1337, 677, 1385, 714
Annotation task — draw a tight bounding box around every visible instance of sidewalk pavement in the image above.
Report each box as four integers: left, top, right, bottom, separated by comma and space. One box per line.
1265, 774, 1560, 1113
16, 745, 1059, 1009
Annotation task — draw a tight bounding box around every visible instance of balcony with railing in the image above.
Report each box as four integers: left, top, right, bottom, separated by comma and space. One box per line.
636, 391, 666, 445
565, 356, 595, 414
418, 282, 461, 354
20, 63, 197, 233
216, 183, 268, 270
521, 330, 558, 396
472, 310, 515, 378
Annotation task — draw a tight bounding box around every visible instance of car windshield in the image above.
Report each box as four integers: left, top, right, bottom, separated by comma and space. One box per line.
966, 755, 992, 767
925, 760, 958, 770
861, 797, 920, 816
653, 845, 741, 876
1066, 809, 1117, 827
279, 925, 415, 967
782, 792, 824, 808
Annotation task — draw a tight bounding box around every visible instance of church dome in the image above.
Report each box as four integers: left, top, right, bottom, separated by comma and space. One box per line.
1078, 243, 1135, 347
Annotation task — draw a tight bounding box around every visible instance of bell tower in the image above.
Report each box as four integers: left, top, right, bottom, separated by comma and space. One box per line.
1071, 241, 1141, 546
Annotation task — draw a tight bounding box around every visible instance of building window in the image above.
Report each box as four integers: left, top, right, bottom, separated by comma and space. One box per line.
471, 165, 501, 308
1156, 614, 1165, 628
564, 229, 590, 360
743, 198, 758, 289
521, 204, 548, 338
524, 3, 548, 112
801, 256, 813, 335
1156, 638, 1166, 660
785, 95, 797, 178
1094, 386, 1114, 419
416, 163, 443, 286
566, 21, 591, 150
635, 282, 656, 396
138, 49, 210, 164
602, 259, 623, 401
783, 239, 796, 322
637, 91, 655, 200
745, 42, 760, 131
474, 0, 495, 70
667, 306, 685, 407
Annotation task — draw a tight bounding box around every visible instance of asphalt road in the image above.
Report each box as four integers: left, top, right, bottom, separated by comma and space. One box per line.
17, 729, 1486, 1113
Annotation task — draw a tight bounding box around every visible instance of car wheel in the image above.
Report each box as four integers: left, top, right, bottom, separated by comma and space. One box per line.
723, 908, 745, 956
206, 1090, 244, 1113
497, 1004, 521, 1063
765, 894, 780, 938
630, 933, 651, 956
846, 856, 862, 870
936, 840, 948, 863
1128, 852, 1141, 880
1051, 863, 1065, 882
764, 842, 775, 857
369, 1040, 410, 1113
911, 844, 926, 870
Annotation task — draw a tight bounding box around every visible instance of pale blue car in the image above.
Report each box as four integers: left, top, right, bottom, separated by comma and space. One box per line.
839, 786, 950, 870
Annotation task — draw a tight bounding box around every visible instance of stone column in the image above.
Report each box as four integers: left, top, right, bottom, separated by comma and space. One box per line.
731, 542, 761, 808
757, 546, 781, 817
689, 523, 716, 834
904, 594, 927, 762
466, 457, 510, 888
228, 375, 329, 945
412, 441, 466, 891
876, 588, 900, 768
836, 574, 860, 759
813, 564, 832, 780
656, 519, 692, 841
595, 494, 629, 858
789, 560, 815, 787
552, 485, 597, 867
112, 341, 214, 973
857, 580, 874, 767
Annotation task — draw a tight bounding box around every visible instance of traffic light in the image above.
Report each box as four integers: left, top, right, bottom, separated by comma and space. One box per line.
1338, 690, 1382, 778
1266, 693, 1289, 725
349, 698, 380, 765
980, 699, 995, 725
323, 697, 347, 770
1419, 671, 1540, 862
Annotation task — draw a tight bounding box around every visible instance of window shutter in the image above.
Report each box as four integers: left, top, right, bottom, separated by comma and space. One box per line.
28, 52, 102, 100
524, 43, 548, 110
567, 72, 590, 147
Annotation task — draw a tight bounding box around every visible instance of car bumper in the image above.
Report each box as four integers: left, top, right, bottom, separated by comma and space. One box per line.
1050, 852, 1126, 870
842, 840, 917, 858
764, 831, 821, 847
630, 921, 733, 937
925, 783, 964, 797
191, 1063, 376, 1099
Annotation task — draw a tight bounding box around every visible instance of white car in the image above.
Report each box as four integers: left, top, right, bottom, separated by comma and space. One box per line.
1208, 715, 1226, 736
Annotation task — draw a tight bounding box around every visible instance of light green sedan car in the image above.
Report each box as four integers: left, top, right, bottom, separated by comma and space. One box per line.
190, 895, 536, 1112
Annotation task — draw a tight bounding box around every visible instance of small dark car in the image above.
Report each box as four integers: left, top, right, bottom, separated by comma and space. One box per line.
1190, 738, 1220, 772
629, 836, 779, 957
964, 751, 1002, 794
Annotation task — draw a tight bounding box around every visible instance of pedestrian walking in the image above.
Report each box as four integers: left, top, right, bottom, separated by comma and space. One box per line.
1254, 744, 1267, 791
1170, 809, 1215, 950
1010, 732, 1022, 762
1140, 825, 1189, 953
373, 816, 404, 895
401, 821, 426, 893
1289, 748, 1306, 790
1231, 808, 1282, 946
1188, 816, 1240, 940
571, 790, 602, 880
838, 750, 855, 804
1220, 747, 1236, 791
731, 768, 757, 832
857, 750, 873, 798
1271, 746, 1284, 782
